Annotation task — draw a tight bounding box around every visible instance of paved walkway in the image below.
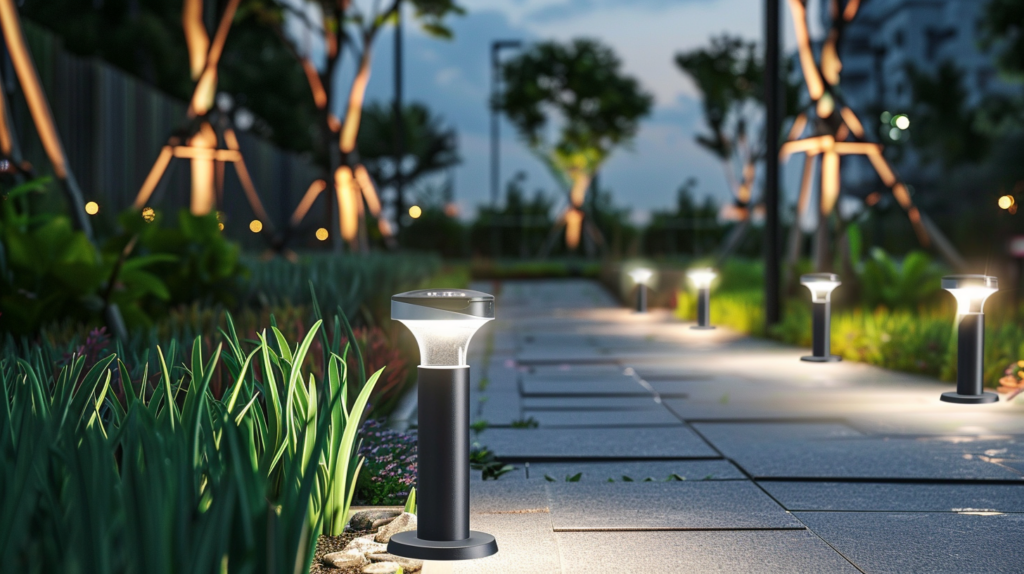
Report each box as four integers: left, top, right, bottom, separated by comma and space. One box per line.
454, 279, 1024, 573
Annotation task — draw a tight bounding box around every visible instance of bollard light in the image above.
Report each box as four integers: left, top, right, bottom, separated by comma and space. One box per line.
800, 273, 842, 362
687, 268, 717, 330
629, 268, 654, 313
388, 289, 499, 561
940, 275, 999, 404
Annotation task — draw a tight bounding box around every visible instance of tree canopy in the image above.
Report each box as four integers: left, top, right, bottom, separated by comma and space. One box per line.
497, 38, 653, 205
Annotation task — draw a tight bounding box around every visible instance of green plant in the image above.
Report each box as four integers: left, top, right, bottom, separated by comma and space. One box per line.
510, 416, 539, 429
544, 472, 582, 482
354, 419, 417, 506
470, 443, 514, 480
0, 178, 172, 335
857, 248, 946, 310
404, 487, 417, 514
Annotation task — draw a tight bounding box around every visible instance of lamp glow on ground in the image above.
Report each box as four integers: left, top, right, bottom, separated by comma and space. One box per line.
800, 273, 842, 363
940, 275, 999, 404
389, 289, 499, 563
687, 268, 717, 330
628, 267, 654, 313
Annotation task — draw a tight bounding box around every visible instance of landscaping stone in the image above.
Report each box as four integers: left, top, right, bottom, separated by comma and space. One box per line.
545, 481, 801, 530
361, 562, 402, 574
554, 531, 861, 573
348, 509, 402, 531
322, 549, 365, 569
366, 552, 423, 571
374, 512, 417, 543
345, 535, 388, 555
482, 426, 718, 460
796, 511, 1024, 574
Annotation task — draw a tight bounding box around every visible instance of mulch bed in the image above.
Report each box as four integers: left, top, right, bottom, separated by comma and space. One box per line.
309, 530, 373, 574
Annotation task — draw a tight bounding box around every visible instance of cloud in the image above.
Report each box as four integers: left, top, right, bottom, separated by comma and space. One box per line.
524, 0, 714, 23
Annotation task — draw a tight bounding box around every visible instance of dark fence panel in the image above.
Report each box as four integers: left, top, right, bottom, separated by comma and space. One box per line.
11, 22, 326, 248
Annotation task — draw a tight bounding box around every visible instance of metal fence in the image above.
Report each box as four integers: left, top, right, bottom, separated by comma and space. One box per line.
12, 21, 325, 248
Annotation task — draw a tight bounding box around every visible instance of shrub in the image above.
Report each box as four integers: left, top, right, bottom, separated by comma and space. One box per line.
355, 419, 418, 505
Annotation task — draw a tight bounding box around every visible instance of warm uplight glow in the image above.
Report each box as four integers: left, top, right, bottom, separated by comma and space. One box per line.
801, 273, 841, 303
249, 219, 263, 233
629, 268, 653, 286
316, 227, 329, 241
409, 205, 423, 219
142, 207, 156, 222
84, 201, 99, 215
943, 275, 998, 315
894, 115, 910, 130
687, 268, 717, 289
998, 195, 1015, 210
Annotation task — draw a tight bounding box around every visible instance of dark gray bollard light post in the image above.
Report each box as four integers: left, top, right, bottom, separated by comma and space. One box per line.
688, 268, 717, 330
629, 268, 653, 313
800, 273, 842, 363
940, 275, 999, 404
388, 289, 499, 562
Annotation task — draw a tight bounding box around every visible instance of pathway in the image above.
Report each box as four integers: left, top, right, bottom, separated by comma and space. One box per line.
452, 279, 1024, 573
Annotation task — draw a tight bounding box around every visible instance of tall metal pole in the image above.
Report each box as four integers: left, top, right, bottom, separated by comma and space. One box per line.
490, 42, 499, 208
393, 1, 405, 236
764, 0, 782, 330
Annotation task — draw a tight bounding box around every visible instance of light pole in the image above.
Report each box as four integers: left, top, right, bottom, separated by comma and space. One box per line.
393, 0, 405, 236
940, 275, 999, 404
764, 0, 782, 331
388, 289, 499, 562
688, 268, 717, 330
490, 39, 522, 208
800, 273, 841, 362
629, 268, 654, 313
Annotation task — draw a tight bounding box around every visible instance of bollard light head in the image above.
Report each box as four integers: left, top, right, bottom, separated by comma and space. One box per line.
801, 273, 841, 303
629, 267, 654, 286
687, 268, 717, 290
392, 289, 494, 366
942, 275, 998, 315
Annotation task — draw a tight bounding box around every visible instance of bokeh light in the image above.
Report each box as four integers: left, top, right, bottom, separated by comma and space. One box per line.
316, 227, 329, 241
998, 195, 1015, 210
84, 201, 99, 215
409, 205, 422, 219
142, 207, 156, 222
249, 219, 263, 233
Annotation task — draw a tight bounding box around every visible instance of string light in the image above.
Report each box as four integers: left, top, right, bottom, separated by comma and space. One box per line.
409, 205, 422, 219
315, 227, 329, 241
84, 201, 99, 215
998, 195, 1015, 210
249, 219, 263, 233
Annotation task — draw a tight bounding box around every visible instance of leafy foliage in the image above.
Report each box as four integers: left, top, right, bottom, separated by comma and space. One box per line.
358, 101, 460, 193
498, 38, 653, 187
857, 248, 946, 310
906, 62, 995, 166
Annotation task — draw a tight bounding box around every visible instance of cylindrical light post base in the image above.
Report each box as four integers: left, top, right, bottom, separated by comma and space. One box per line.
801, 301, 840, 362
635, 284, 647, 313
940, 314, 998, 404
388, 366, 499, 561
691, 287, 715, 330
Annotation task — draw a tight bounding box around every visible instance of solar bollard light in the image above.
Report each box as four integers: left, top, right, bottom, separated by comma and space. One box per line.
629, 268, 654, 313
800, 273, 842, 363
940, 275, 999, 404
388, 289, 499, 562
687, 268, 717, 330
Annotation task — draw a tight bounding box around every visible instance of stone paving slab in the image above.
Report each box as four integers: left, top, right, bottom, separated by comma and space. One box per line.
522, 396, 663, 410
523, 408, 682, 428
470, 479, 550, 514
554, 530, 860, 573
520, 378, 653, 397
474, 391, 521, 423
796, 511, 1024, 574
695, 423, 1024, 480
525, 460, 744, 482
763, 481, 1024, 512
454, 512, 561, 574
546, 481, 801, 530
482, 427, 719, 460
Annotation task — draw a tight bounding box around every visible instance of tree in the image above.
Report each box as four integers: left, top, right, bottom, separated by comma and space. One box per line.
497, 38, 653, 251
357, 101, 460, 195
906, 62, 993, 167
979, 0, 1024, 82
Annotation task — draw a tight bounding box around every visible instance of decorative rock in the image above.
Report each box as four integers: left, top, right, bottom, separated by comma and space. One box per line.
349, 509, 403, 531
344, 535, 388, 555
322, 549, 365, 569
362, 562, 402, 574
367, 551, 423, 571
374, 512, 417, 543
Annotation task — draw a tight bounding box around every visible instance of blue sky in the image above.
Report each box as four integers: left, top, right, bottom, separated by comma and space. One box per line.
332, 0, 798, 223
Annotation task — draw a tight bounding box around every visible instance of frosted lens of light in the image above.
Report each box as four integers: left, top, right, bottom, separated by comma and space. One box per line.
802, 281, 840, 303
946, 287, 997, 315
688, 269, 717, 289
629, 268, 653, 285
398, 318, 490, 366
